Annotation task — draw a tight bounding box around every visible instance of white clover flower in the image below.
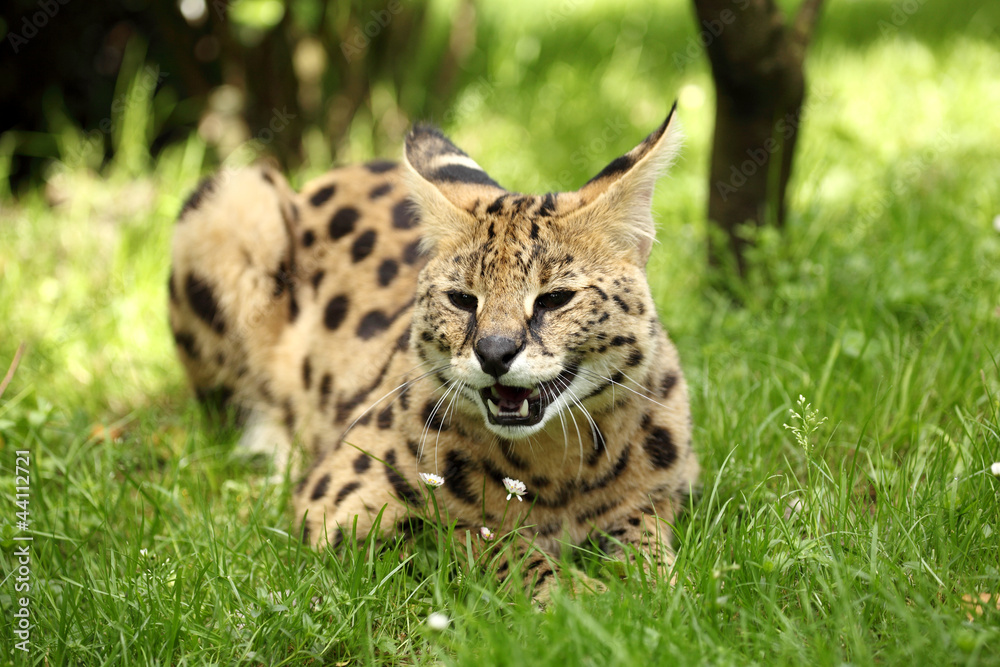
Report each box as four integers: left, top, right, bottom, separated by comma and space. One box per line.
503, 477, 526, 501
480, 526, 495, 541
427, 611, 450, 630
419, 472, 445, 488
991, 462, 1000, 477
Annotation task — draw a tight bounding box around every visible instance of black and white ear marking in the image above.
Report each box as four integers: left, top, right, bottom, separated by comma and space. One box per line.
403, 124, 508, 253
405, 125, 503, 189
584, 103, 681, 194
572, 104, 683, 264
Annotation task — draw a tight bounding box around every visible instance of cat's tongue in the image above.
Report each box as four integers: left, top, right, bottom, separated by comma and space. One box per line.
493, 383, 532, 407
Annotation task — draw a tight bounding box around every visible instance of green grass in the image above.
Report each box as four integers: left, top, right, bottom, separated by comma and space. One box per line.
2, 0, 1000, 664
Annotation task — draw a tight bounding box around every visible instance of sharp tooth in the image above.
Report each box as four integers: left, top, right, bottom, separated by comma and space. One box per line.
518, 399, 529, 417
529, 387, 540, 399
487, 399, 499, 417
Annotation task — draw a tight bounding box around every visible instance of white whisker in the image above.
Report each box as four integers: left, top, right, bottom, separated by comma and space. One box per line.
555, 374, 606, 471
341, 365, 449, 443
419, 379, 460, 472
574, 367, 672, 412
434, 379, 466, 471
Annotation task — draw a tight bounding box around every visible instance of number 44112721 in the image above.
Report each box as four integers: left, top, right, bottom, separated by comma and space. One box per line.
14, 451, 29, 525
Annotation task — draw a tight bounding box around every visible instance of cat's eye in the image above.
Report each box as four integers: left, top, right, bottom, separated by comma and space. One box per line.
448, 291, 478, 312
535, 290, 575, 311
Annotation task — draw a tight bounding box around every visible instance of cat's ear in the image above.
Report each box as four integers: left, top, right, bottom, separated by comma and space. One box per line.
571, 105, 683, 265
403, 124, 507, 252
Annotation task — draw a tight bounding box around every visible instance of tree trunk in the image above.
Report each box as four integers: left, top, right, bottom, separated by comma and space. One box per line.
693, 0, 824, 276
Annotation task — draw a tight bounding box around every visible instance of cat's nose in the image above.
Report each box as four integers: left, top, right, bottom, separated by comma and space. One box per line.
474, 335, 524, 378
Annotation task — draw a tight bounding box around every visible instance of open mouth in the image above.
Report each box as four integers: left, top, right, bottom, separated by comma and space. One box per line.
478, 366, 577, 427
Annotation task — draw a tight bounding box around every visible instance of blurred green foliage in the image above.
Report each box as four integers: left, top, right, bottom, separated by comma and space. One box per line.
3, 0, 996, 192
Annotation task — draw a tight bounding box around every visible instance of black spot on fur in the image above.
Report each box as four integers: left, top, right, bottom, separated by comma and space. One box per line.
499, 441, 528, 471
351, 230, 377, 262
529, 221, 540, 239
610, 335, 635, 347
582, 380, 611, 402
185, 273, 225, 334
585, 429, 609, 468
613, 295, 630, 313
576, 498, 622, 524
311, 270, 325, 290
589, 284, 609, 301
537, 522, 563, 537
302, 357, 312, 390
319, 373, 333, 409
377, 404, 393, 429
627, 516, 641, 527
283, 400, 295, 434
486, 194, 508, 215
273, 261, 290, 297
644, 427, 677, 469
310, 185, 336, 207
378, 259, 399, 287
369, 182, 393, 199
402, 239, 422, 265
626, 349, 644, 367
365, 160, 397, 174
444, 450, 478, 505
335, 481, 361, 506
261, 170, 275, 185
324, 295, 349, 330
302, 229, 316, 247
195, 385, 233, 412
178, 177, 215, 220
329, 207, 359, 239
173, 330, 198, 359
392, 200, 418, 229
357, 310, 390, 339
537, 192, 556, 217
396, 327, 410, 351
661, 372, 677, 399
310, 473, 331, 501
525, 557, 546, 572
353, 453, 371, 474
385, 450, 420, 506
582, 445, 630, 492
533, 568, 556, 590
